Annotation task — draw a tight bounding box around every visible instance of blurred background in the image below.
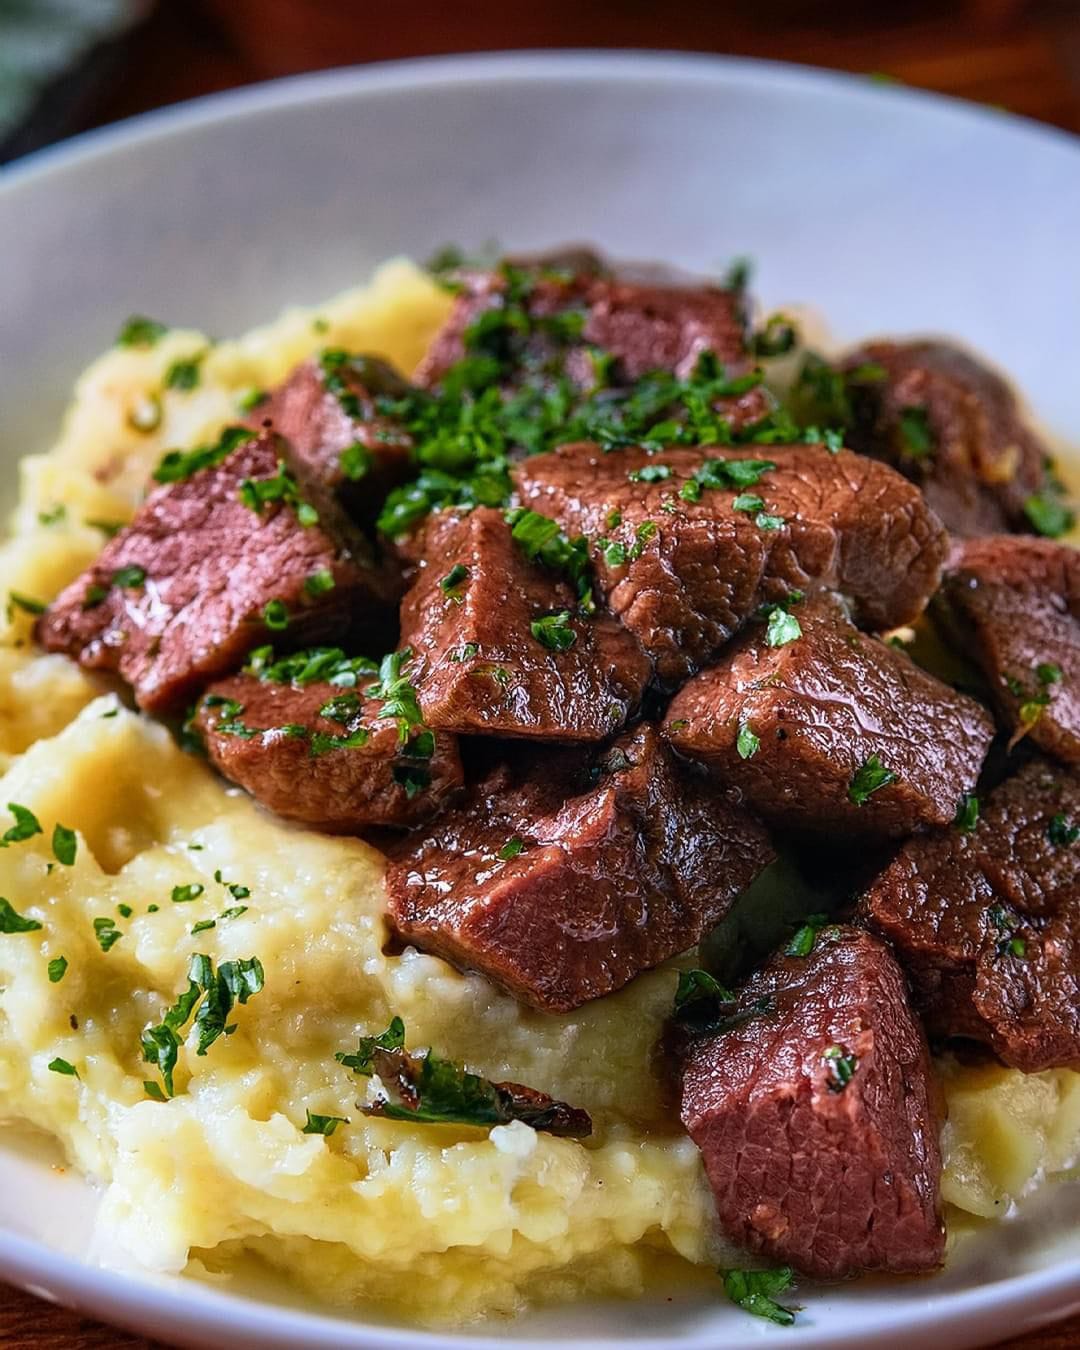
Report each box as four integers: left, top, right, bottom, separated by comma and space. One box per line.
2, 0, 1080, 165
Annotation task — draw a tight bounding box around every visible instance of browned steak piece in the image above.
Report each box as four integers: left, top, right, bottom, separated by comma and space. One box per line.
860, 757, 1080, 1071
250, 354, 413, 526
385, 723, 774, 1012
399, 506, 651, 740
194, 668, 462, 830
35, 429, 397, 714
841, 340, 1059, 537
664, 594, 994, 840
514, 442, 949, 686
936, 536, 1080, 764
415, 268, 755, 392
680, 926, 945, 1279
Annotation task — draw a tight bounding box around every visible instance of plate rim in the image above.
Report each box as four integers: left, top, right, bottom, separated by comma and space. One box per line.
0, 46, 1077, 1350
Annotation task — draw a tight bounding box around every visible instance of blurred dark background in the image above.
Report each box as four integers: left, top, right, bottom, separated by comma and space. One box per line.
3, 0, 1080, 166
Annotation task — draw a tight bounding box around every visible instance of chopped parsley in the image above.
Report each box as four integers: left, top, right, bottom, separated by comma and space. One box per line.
171, 883, 205, 904
823, 1044, 858, 1091
47, 956, 68, 983
112, 564, 146, 589
263, 599, 289, 631
628, 464, 672, 483
530, 610, 577, 652
8, 591, 46, 616
1024, 492, 1075, 538
117, 903, 133, 919
238, 459, 319, 526
93, 917, 123, 952
668, 968, 773, 1039
497, 836, 525, 861
897, 405, 933, 457
304, 568, 335, 597
38, 505, 67, 525
1037, 662, 1063, 686
52, 824, 76, 866
848, 754, 898, 806
141, 953, 265, 1098
439, 563, 470, 594
601, 538, 628, 566
731, 492, 764, 513
736, 722, 760, 760
164, 353, 205, 392
785, 913, 830, 958
722, 1267, 798, 1327
505, 508, 594, 611
303, 1110, 348, 1136
2, 803, 42, 845
752, 314, 798, 359
0, 898, 42, 933
954, 794, 980, 833
237, 387, 268, 413
247, 644, 377, 688
117, 315, 168, 348
988, 904, 1028, 959
153, 426, 255, 484
47, 1058, 78, 1078
1048, 813, 1079, 847
763, 605, 802, 648
336, 1016, 591, 1136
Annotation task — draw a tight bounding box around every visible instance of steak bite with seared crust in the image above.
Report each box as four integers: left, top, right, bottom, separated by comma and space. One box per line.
860, 757, 1080, 1072
385, 723, 774, 1012
838, 340, 1065, 538
415, 265, 757, 392
249, 353, 414, 527
36, 428, 398, 714
399, 506, 651, 741
514, 441, 950, 687
193, 652, 463, 831
663, 594, 994, 840
935, 535, 1080, 764
679, 926, 945, 1280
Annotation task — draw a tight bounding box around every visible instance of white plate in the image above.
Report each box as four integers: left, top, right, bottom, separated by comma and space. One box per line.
0, 49, 1078, 1350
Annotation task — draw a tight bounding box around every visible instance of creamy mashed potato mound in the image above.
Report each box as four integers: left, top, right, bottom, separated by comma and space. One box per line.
0, 259, 1075, 1324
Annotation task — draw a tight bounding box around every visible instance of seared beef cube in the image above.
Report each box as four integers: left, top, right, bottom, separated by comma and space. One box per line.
36, 429, 395, 713
416, 269, 753, 391
664, 595, 994, 840
680, 926, 945, 1279
252, 354, 413, 526
860, 758, 1080, 1071
514, 442, 949, 686
386, 724, 774, 1012
840, 341, 1060, 537
399, 507, 651, 740
194, 671, 462, 830
936, 536, 1080, 764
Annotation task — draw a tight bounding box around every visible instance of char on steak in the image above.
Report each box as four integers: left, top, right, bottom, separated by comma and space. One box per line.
680, 925, 945, 1279
935, 535, 1080, 764
194, 664, 462, 830
249, 354, 414, 527
860, 757, 1080, 1072
385, 723, 774, 1012
840, 341, 1057, 537
513, 441, 949, 686
399, 506, 651, 740
36, 429, 397, 713
664, 594, 993, 839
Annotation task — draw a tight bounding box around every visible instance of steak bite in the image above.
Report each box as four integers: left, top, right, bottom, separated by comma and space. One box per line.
514, 441, 949, 686
839, 340, 1064, 538
399, 506, 651, 740
194, 662, 463, 831
251, 353, 414, 526
664, 595, 993, 840
860, 757, 1080, 1072
680, 926, 945, 1279
936, 536, 1080, 764
36, 429, 396, 714
385, 723, 774, 1012
415, 266, 754, 391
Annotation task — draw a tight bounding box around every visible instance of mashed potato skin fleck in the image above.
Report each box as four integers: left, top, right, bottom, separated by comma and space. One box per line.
0, 261, 1074, 1324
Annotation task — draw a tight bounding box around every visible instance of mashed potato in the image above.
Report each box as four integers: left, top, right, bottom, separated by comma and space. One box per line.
0, 259, 1075, 1324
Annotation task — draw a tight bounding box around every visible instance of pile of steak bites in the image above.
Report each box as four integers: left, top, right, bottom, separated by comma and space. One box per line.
39, 253, 1079, 1284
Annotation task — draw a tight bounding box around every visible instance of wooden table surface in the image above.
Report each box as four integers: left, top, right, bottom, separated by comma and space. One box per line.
5, 0, 1080, 1345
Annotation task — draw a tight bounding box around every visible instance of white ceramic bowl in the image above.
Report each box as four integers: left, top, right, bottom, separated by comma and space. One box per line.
0, 50, 1077, 1350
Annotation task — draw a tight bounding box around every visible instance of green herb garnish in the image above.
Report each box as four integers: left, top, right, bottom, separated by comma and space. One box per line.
530, 610, 577, 652
117, 316, 168, 348
848, 755, 897, 806
0, 898, 42, 933
736, 722, 760, 760
722, 1267, 798, 1327
52, 824, 77, 866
